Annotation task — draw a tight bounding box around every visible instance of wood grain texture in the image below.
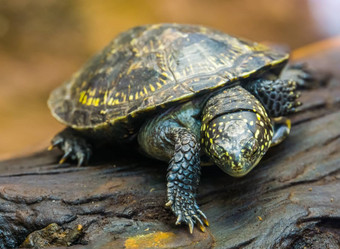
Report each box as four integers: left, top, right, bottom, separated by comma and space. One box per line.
0, 42, 339, 249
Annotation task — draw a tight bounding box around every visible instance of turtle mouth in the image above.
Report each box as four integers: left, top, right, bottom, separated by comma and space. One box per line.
215, 151, 262, 177
231, 153, 263, 177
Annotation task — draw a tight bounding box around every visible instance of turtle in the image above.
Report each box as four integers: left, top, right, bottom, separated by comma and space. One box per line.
48, 23, 313, 233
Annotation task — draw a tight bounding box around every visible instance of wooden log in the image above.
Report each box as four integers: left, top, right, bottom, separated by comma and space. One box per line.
0, 40, 340, 249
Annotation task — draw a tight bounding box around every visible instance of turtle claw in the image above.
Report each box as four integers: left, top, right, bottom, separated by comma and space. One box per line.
197, 209, 209, 226
175, 214, 183, 225
165, 200, 173, 207
59, 156, 67, 164
193, 215, 205, 232
187, 217, 194, 234
49, 137, 63, 151
50, 129, 92, 166
76, 153, 85, 167
198, 223, 206, 232
167, 189, 208, 233
59, 146, 72, 164
202, 217, 210, 227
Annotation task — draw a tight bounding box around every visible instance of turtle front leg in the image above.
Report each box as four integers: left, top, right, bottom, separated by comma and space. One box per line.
165, 128, 208, 233
49, 128, 92, 166
244, 79, 301, 117
139, 119, 208, 233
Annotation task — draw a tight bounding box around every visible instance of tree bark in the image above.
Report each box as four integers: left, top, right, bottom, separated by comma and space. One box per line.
1, 41, 340, 249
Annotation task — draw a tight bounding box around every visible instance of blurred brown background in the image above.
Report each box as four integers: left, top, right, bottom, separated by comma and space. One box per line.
0, 0, 340, 158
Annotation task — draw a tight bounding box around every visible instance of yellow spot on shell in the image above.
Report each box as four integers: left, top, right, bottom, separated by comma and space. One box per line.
143, 87, 148, 95
81, 95, 87, 105
79, 91, 86, 103
102, 91, 108, 105
250, 121, 254, 126
89, 89, 96, 96
93, 98, 100, 106
159, 78, 167, 84
156, 82, 162, 89
149, 84, 155, 92
86, 97, 93, 106
161, 72, 169, 78
124, 232, 175, 249
256, 114, 261, 121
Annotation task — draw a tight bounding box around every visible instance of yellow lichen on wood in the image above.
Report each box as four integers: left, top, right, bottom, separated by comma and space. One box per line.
124, 232, 175, 249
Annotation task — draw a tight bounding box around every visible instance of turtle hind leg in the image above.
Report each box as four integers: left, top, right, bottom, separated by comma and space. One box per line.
49, 128, 92, 166
244, 78, 301, 117
271, 117, 291, 147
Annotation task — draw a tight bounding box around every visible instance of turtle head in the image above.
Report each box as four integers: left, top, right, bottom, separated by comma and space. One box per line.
202, 111, 273, 177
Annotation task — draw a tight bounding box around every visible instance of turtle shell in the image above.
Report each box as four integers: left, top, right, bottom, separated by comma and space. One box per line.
48, 23, 289, 130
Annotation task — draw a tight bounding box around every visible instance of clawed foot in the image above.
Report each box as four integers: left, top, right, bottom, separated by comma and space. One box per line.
250, 78, 301, 117
48, 129, 92, 166
166, 188, 209, 234
280, 80, 302, 114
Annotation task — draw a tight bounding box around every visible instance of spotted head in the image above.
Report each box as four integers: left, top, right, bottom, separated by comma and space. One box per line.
201, 86, 273, 177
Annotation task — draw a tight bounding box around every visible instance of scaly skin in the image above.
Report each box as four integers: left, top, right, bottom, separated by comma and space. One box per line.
166, 128, 208, 233
244, 79, 301, 117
